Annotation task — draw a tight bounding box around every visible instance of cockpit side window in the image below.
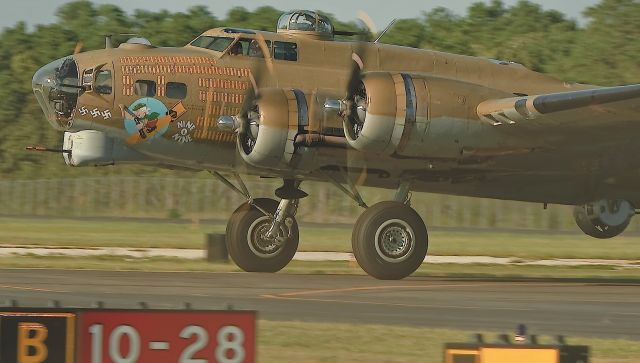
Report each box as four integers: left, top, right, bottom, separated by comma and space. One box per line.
229, 38, 272, 58
248, 39, 271, 58
190, 36, 235, 52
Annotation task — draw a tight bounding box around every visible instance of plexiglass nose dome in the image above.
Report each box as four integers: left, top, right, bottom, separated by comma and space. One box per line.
32, 56, 80, 130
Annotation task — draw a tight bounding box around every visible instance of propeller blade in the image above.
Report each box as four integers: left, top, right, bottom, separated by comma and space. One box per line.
344, 11, 377, 187
357, 10, 378, 35
214, 34, 276, 135
346, 52, 365, 100
239, 33, 274, 118
73, 41, 84, 55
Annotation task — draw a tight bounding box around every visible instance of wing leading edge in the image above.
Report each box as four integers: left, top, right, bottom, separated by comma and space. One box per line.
477, 84, 640, 128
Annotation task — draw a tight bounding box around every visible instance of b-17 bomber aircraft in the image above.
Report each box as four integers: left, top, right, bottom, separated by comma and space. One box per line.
31, 10, 640, 279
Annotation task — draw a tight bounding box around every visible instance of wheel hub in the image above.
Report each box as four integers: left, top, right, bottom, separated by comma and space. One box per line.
375, 219, 415, 263
586, 199, 634, 227
248, 216, 287, 258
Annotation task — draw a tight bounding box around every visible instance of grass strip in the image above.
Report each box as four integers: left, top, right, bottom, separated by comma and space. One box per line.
2, 217, 640, 260
258, 320, 640, 363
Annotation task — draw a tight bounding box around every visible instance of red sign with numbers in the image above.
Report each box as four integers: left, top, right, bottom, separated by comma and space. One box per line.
76, 310, 256, 363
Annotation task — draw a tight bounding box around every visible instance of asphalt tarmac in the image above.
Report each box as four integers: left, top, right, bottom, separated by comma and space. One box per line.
1, 269, 639, 340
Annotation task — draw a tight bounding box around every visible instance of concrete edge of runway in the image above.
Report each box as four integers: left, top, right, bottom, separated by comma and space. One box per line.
1, 267, 639, 286
2, 244, 640, 268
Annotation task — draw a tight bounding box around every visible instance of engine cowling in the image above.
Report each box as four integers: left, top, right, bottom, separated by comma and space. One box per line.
342, 72, 428, 155
238, 88, 308, 170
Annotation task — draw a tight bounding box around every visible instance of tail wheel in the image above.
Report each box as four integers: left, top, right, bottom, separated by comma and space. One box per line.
352, 201, 428, 280
226, 198, 299, 272
574, 200, 634, 239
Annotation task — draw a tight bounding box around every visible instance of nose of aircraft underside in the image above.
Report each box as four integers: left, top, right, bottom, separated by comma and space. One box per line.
32, 56, 80, 130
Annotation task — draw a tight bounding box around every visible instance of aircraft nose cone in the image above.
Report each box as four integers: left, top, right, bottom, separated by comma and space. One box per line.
32, 56, 80, 130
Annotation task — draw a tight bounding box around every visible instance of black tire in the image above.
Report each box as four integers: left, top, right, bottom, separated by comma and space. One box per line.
352, 201, 428, 280
573, 205, 630, 239
226, 198, 299, 272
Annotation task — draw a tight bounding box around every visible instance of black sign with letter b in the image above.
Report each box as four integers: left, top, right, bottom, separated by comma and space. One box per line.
0, 313, 74, 363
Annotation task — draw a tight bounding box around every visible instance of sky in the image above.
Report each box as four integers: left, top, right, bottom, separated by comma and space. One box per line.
2, 0, 601, 31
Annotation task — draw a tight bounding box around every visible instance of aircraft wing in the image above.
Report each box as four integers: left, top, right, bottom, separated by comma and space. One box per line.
476, 85, 640, 132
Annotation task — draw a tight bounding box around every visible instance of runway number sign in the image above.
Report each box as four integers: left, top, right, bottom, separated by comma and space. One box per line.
77, 311, 256, 363
0, 309, 256, 363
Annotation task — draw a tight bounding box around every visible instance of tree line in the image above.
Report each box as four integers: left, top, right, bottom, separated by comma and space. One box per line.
0, 0, 638, 179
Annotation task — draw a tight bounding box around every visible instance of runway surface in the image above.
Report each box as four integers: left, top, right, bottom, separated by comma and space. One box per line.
1, 269, 639, 340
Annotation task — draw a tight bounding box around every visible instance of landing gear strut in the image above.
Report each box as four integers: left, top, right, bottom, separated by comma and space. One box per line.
226, 198, 299, 272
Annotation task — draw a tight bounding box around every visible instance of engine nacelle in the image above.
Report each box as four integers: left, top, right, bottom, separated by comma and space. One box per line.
238, 88, 309, 170
63, 130, 152, 167
342, 72, 513, 158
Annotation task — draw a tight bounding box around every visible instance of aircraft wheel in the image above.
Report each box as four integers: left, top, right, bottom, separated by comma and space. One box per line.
352, 201, 428, 280
226, 198, 299, 272
573, 200, 633, 239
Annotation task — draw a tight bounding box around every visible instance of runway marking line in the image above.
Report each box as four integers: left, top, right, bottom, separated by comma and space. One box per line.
271, 282, 575, 298
0, 284, 67, 293
612, 312, 640, 316
259, 282, 581, 311
260, 294, 533, 311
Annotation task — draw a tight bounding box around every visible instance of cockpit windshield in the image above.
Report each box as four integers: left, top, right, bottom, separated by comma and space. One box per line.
190, 36, 235, 52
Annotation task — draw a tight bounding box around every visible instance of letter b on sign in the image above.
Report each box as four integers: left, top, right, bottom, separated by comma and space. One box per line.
0, 312, 75, 363
18, 322, 49, 363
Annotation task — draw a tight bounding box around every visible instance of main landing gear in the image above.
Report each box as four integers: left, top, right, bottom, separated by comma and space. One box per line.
211, 172, 301, 272
352, 201, 428, 279
573, 199, 636, 239
211, 172, 428, 279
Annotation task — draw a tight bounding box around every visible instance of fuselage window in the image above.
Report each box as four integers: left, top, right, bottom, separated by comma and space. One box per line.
166, 82, 187, 99
190, 36, 235, 52
134, 80, 156, 97
273, 41, 298, 61
94, 70, 112, 95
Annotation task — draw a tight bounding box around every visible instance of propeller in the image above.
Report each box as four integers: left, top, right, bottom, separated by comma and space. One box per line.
328, 10, 383, 136
331, 12, 376, 190
334, 11, 398, 191
216, 34, 274, 145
